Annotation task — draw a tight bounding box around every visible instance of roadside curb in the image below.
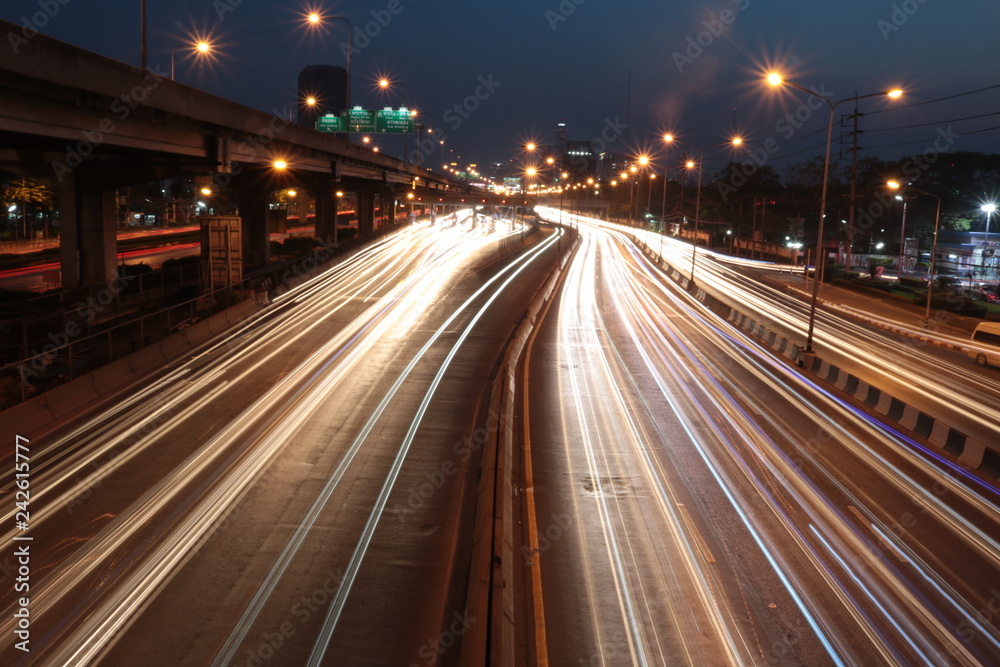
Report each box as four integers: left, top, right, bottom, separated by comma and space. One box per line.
629, 236, 993, 473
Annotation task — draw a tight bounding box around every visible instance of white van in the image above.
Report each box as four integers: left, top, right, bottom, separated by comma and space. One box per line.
970, 322, 1000, 367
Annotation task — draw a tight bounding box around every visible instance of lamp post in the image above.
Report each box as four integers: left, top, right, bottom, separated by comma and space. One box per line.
983, 203, 997, 281
171, 39, 212, 80
888, 181, 940, 327
663, 134, 743, 282
766, 73, 902, 352
306, 13, 352, 138
896, 194, 909, 279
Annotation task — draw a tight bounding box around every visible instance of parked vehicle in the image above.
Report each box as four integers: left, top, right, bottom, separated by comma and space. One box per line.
969, 322, 1000, 367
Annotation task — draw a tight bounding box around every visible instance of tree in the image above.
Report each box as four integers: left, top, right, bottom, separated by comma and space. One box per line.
1, 178, 55, 239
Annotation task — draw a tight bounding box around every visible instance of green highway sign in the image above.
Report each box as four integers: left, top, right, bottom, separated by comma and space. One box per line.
316, 114, 345, 132
347, 107, 376, 133
376, 107, 414, 134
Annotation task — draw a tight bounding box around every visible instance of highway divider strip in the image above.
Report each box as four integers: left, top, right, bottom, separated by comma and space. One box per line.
628, 237, 990, 473
461, 226, 579, 667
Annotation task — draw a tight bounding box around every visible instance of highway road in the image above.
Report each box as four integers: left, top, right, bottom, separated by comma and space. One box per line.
621, 222, 1000, 457
0, 214, 563, 665
524, 213, 1000, 665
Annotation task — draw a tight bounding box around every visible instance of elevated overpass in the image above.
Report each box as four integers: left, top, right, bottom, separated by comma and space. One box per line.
0, 19, 473, 287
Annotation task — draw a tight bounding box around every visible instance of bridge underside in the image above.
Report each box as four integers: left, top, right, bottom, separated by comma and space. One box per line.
0, 19, 482, 291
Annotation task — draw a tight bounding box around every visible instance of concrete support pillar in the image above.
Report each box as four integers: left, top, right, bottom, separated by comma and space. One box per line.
357, 189, 376, 237
430, 205, 436, 225
238, 185, 270, 268
58, 174, 117, 289
314, 187, 338, 246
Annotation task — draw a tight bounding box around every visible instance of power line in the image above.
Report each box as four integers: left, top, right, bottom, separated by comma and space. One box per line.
866, 83, 1000, 116
865, 123, 1000, 150
868, 110, 1000, 133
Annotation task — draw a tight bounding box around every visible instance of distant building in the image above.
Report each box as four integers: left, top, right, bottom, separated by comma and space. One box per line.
565, 140, 597, 178
297, 65, 348, 129
937, 230, 1000, 280
556, 121, 568, 157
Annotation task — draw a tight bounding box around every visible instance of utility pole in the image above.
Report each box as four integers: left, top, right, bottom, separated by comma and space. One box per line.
841, 96, 862, 272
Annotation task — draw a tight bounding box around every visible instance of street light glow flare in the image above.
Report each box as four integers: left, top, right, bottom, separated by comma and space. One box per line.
273, 160, 288, 170
686, 160, 696, 169
526, 143, 537, 151
887, 180, 901, 190
887, 88, 903, 98
982, 203, 997, 214
766, 72, 783, 86
307, 12, 321, 24
638, 155, 650, 166
663, 134, 674, 143
196, 41, 211, 54
731, 137, 743, 146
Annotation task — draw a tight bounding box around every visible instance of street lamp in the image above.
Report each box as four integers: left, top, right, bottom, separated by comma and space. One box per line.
895, 194, 909, 279
888, 181, 941, 327
767, 72, 902, 352
171, 39, 212, 80
305, 12, 352, 134
981, 203, 997, 281
289, 95, 317, 122
663, 134, 744, 281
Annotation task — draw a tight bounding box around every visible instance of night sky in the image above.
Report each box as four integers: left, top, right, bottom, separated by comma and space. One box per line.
4, 0, 1000, 173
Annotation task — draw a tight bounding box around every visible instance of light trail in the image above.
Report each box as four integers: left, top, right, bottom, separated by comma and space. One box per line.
528, 209, 1000, 664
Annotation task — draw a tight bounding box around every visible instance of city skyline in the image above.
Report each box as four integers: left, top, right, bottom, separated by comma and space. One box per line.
2, 1, 999, 172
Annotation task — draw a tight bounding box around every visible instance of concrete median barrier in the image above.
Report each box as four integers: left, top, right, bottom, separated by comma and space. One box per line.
41, 375, 98, 419
92, 357, 136, 396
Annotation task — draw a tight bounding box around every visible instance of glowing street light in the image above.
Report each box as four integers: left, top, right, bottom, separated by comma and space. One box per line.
171, 38, 213, 80
664, 133, 745, 280
767, 72, 903, 352
888, 180, 941, 327
303, 11, 353, 132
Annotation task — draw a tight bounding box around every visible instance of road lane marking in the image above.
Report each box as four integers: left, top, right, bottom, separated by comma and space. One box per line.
846, 505, 910, 564
676, 503, 716, 564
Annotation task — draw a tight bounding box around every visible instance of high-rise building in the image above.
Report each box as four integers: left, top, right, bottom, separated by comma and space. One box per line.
556, 120, 568, 157
297, 65, 349, 129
